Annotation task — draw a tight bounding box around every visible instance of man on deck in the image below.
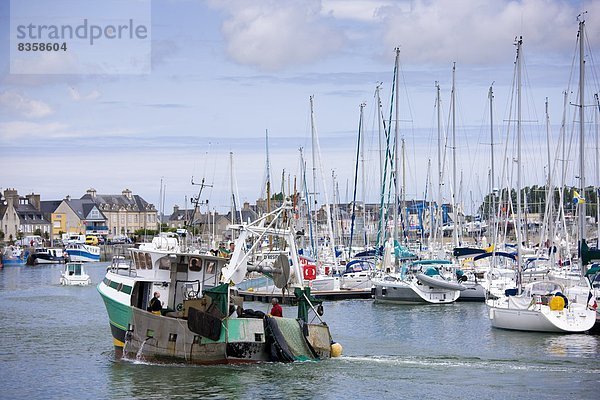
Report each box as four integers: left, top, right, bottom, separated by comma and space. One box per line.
270, 298, 283, 317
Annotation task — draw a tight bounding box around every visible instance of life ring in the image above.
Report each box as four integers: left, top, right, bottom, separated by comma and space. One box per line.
176, 303, 183, 311
303, 265, 317, 280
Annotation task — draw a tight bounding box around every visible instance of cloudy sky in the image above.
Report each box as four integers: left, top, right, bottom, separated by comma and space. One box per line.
1, 0, 599, 215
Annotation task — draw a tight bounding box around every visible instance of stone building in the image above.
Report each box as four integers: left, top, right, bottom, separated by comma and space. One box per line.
81, 188, 157, 237
0, 188, 51, 241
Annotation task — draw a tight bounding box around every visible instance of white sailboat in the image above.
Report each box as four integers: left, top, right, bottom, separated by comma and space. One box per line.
305, 95, 343, 292
372, 48, 464, 304
486, 29, 596, 333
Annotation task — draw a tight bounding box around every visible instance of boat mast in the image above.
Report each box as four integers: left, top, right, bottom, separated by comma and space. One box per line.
489, 84, 496, 237
300, 148, 316, 258
265, 129, 271, 216
349, 102, 365, 254
360, 100, 367, 249
310, 96, 339, 272
451, 62, 459, 248
516, 36, 523, 293
376, 83, 384, 191
577, 16, 587, 275
436, 82, 442, 247
310, 96, 320, 265
393, 47, 401, 265
545, 98, 555, 265
594, 93, 600, 249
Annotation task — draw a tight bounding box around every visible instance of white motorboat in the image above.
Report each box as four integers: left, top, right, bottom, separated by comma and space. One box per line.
60, 262, 91, 286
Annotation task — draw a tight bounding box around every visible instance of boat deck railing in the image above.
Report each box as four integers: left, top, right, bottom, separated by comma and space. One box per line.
108, 256, 137, 277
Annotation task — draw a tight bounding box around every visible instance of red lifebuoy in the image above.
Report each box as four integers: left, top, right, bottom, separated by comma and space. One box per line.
303, 264, 317, 280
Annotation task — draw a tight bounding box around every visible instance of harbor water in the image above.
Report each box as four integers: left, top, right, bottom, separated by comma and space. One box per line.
1, 262, 599, 399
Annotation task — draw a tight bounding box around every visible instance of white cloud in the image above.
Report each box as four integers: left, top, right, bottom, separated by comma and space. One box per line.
208, 0, 346, 70
380, 0, 600, 65
0, 91, 53, 118
69, 87, 101, 101
321, 0, 404, 22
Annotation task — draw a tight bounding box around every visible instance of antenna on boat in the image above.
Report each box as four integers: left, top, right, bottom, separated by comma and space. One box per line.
190, 176, 213, 247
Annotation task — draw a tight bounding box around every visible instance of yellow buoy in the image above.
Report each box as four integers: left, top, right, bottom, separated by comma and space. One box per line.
549, 295, 565, 311
330, 342, 343, 358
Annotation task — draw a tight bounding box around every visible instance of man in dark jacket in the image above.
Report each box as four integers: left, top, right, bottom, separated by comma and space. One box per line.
148, 292, 162, 315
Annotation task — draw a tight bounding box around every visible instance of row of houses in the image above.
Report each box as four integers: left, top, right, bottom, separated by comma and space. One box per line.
0, 188, 159, 242
0, 187, 266, 244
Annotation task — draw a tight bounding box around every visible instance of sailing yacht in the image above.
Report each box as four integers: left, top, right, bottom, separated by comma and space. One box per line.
370, 49, 466, 304
373, 239, 464, 304
486, 30, 596, 333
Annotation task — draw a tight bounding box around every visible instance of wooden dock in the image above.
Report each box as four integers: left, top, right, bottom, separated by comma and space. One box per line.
239, 288, 373, 303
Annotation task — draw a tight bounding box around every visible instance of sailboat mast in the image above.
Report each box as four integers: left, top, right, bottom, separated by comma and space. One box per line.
436, 82, 442, 245
376, 83, 384, 190
577, 17, 586, 275
545, 98, 555, 263
489, 84, 496, 230
310, 96, 339, 271
309, 96, 319, 265
349, 102, 365, 253
266, 129, 271, 215
393, 47, 401, 255
229, 151, 235, 227
360, 101, 367, 248
594, 93, 600, 248
452, 62, 459, 248
516, 37, 523, 292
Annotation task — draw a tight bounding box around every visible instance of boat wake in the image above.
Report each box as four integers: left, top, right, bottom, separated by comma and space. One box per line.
336, 354, 599, 374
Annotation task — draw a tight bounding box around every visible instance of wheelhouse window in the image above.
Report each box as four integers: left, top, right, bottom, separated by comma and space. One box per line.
189, 257, 202, 272
159, 256, 171, 270
205, 261, 216, 274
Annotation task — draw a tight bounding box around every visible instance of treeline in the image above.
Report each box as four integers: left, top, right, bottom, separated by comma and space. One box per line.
478, 185, 599, 219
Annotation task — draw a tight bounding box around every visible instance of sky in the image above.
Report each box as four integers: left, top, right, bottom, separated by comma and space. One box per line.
1, 0, 600, 216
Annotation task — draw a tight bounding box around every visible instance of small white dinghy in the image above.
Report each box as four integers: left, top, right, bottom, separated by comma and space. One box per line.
60, 262, 91, 286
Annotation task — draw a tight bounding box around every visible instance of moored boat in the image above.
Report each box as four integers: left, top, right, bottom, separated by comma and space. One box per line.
487, 280, 596, 332
373, 259, 464, 304
64, 243, 100, 262
26, 247, 65, 265
2, 245, 27, 266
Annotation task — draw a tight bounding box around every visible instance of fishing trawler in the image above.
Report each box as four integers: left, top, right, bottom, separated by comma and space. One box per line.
97, 199, 340, 364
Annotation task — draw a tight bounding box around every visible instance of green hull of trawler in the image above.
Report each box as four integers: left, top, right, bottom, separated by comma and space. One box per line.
97, 276, 134, 351
98, 269, 332, 363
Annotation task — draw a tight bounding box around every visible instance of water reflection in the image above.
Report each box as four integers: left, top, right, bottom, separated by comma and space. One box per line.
544, 334, 600, 359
